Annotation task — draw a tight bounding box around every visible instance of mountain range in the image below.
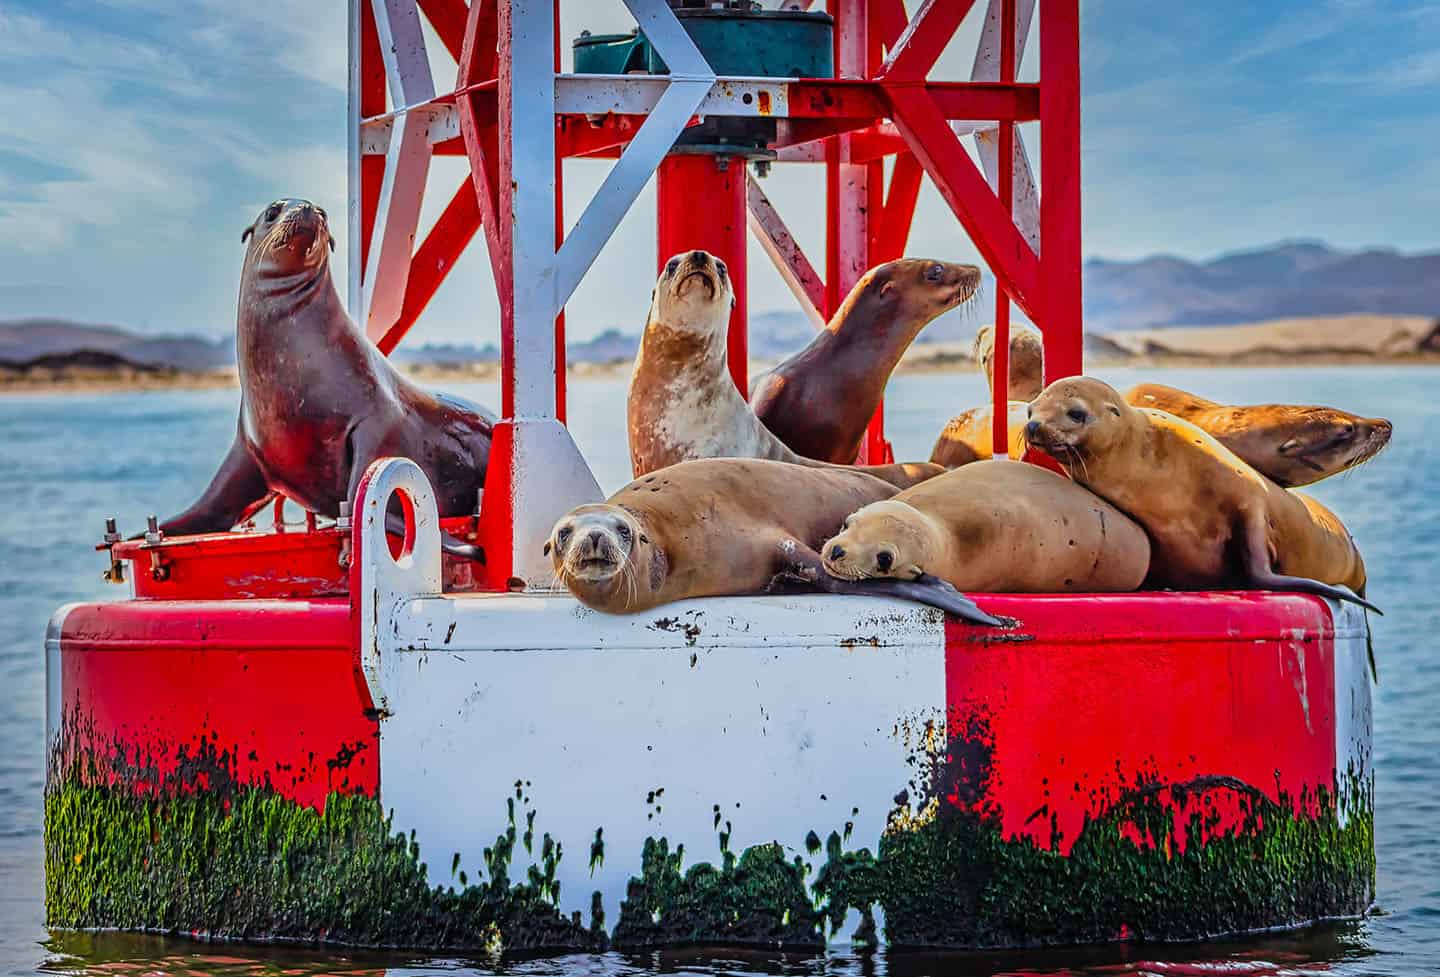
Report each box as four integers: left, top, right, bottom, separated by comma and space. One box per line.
3, 242, 1436, 369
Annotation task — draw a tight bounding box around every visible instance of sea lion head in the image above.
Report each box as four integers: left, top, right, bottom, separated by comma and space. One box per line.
1024, 376, 1131, 465
859, 259, 982, 324
822, 499, 931, 582
545, 504, 659, 610
650, 249, 734, 341
1269, 408, 1393, 485
241, 198, 336, 278
972, 323, 1044, 401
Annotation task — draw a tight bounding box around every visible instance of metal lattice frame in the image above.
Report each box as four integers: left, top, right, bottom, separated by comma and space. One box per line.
347, 0, 1081, 589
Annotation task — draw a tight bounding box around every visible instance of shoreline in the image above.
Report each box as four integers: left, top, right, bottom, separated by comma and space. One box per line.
4, 350, 1440, 396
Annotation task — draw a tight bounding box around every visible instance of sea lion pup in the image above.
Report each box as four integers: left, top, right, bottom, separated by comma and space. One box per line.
545, 458, 1003, 626
1123, 383, 1392, 488
1023, 377, 1379, 611
627, 250, 943, 490
822, 459, 1150, 592
749, 258, 982, 463
973, 323, 1045, 401
155, 199, 493, 558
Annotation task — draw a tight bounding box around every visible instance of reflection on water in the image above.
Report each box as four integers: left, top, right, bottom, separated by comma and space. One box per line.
2, 366, 1437, 976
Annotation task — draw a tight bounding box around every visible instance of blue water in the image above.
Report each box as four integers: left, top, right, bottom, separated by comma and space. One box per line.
2, 366, 1437, 976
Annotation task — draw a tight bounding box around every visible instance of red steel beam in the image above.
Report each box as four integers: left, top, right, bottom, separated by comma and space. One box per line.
993, 0, 1017, 456
358, 2, 386, 276
886, 86, 1041, 324
416, 0, 470, 63
878, 0, 980, 81
787, 80, 1038, 121
873, 151, 922, 262
1040, 0, 1084, 381
378, 179, 482, 356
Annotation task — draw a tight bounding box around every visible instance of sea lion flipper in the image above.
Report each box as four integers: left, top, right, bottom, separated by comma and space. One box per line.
773, 543, 1006, 627
151, 430, 270, 538
1238, 506, 1382, 614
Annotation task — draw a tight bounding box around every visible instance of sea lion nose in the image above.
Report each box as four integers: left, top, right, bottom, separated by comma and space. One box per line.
876, 551, 893, 571
589, 530, 603, 548
1025, 420, 1042, 439
689, 250, 708, 265
829, 545, 845, 560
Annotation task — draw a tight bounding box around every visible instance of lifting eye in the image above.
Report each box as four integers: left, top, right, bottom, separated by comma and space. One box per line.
1067, 408, 1088, 423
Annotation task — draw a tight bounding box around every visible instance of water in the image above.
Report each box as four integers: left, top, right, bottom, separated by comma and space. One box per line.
1, 366, 1437, 976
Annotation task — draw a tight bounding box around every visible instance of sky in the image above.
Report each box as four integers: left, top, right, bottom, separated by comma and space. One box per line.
0, 0, 1437, 346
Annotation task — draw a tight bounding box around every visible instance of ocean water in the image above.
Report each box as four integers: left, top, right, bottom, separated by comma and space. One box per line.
1, 366, 1436, 976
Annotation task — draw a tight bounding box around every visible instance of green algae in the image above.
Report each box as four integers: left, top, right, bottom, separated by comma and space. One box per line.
44, 742, 605, 954
611, 835, 823, 948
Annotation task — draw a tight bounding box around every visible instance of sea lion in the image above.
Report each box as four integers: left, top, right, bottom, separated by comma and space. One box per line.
545, 458, 1003, 625
627, 250, 943, 490
1122, 383, 1392, 488
1023, 377, 1378, 611
929, 401, 1028, 468
155, 199, 493, 558
749, 258, 982, 463
821, 459, 1150, 593
973, 323, 1045, 401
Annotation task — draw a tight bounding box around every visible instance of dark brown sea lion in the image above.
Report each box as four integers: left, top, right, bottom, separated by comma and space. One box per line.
822, 459, 1150, 593
544, 458, 1003, 625
628, 250, 944, 490
155, 199, 493, 558
1122, 383, 1392, 488
749, 258, 982, 463
1023, 377, 1377, 611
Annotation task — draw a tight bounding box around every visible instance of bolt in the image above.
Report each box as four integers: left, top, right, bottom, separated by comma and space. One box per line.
476, 488, 484, 516
337, 500, 352, 531
103, 518, 121, 544
144, 515, 162, 545
753, 159, 771, 179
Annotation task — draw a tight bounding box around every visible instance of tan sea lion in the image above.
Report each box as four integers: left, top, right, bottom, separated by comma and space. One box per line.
627, 250, 943, 490
1122, 383, 1392, 488
544, 458, 1003, 625
1023, 377, 1378, 611
821, 459, 1150, 593
153, 198, 492, 559
749, 258, 982, 463
973, 323, 1045, 401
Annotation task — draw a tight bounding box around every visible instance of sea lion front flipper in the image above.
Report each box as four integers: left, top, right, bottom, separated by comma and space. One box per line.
149, 427, 270, 538
1238, 507, 1383, 614
770, 543, 1006, 627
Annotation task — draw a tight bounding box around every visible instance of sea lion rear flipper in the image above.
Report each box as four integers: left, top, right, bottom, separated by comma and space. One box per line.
770, 543, 1006, 627
1238, 507, 1382, 614
147, 430, 270, 538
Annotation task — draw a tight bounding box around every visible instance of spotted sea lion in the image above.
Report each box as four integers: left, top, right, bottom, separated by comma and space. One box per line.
627, 250, 943, 490
1023, 377, 1378, 611
822, 459, 1150, 593
545, 458, 1003, 625
1122, 383, 1392, 488
749, 258, 982, 463
154, 198, 492, 559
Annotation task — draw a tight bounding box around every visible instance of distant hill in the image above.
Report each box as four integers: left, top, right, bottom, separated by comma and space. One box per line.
4, 241, 1436, 369
1082, 241, 1440, 333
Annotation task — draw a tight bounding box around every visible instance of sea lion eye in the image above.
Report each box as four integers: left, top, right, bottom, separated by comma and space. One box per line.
615, 524, 633, 543
557, 526, 572, 544
716, 261, 728, 279
266, 202, 283, 222
926, 263, 944, 283
665, 257, 680, 276
1067, 408, 1088, 423
876, 550, 894, 571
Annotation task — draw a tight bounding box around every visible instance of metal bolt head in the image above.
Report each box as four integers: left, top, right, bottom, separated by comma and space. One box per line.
336, 500, 352, 531
103, 518, 121, 544
144, 515, 162, 545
